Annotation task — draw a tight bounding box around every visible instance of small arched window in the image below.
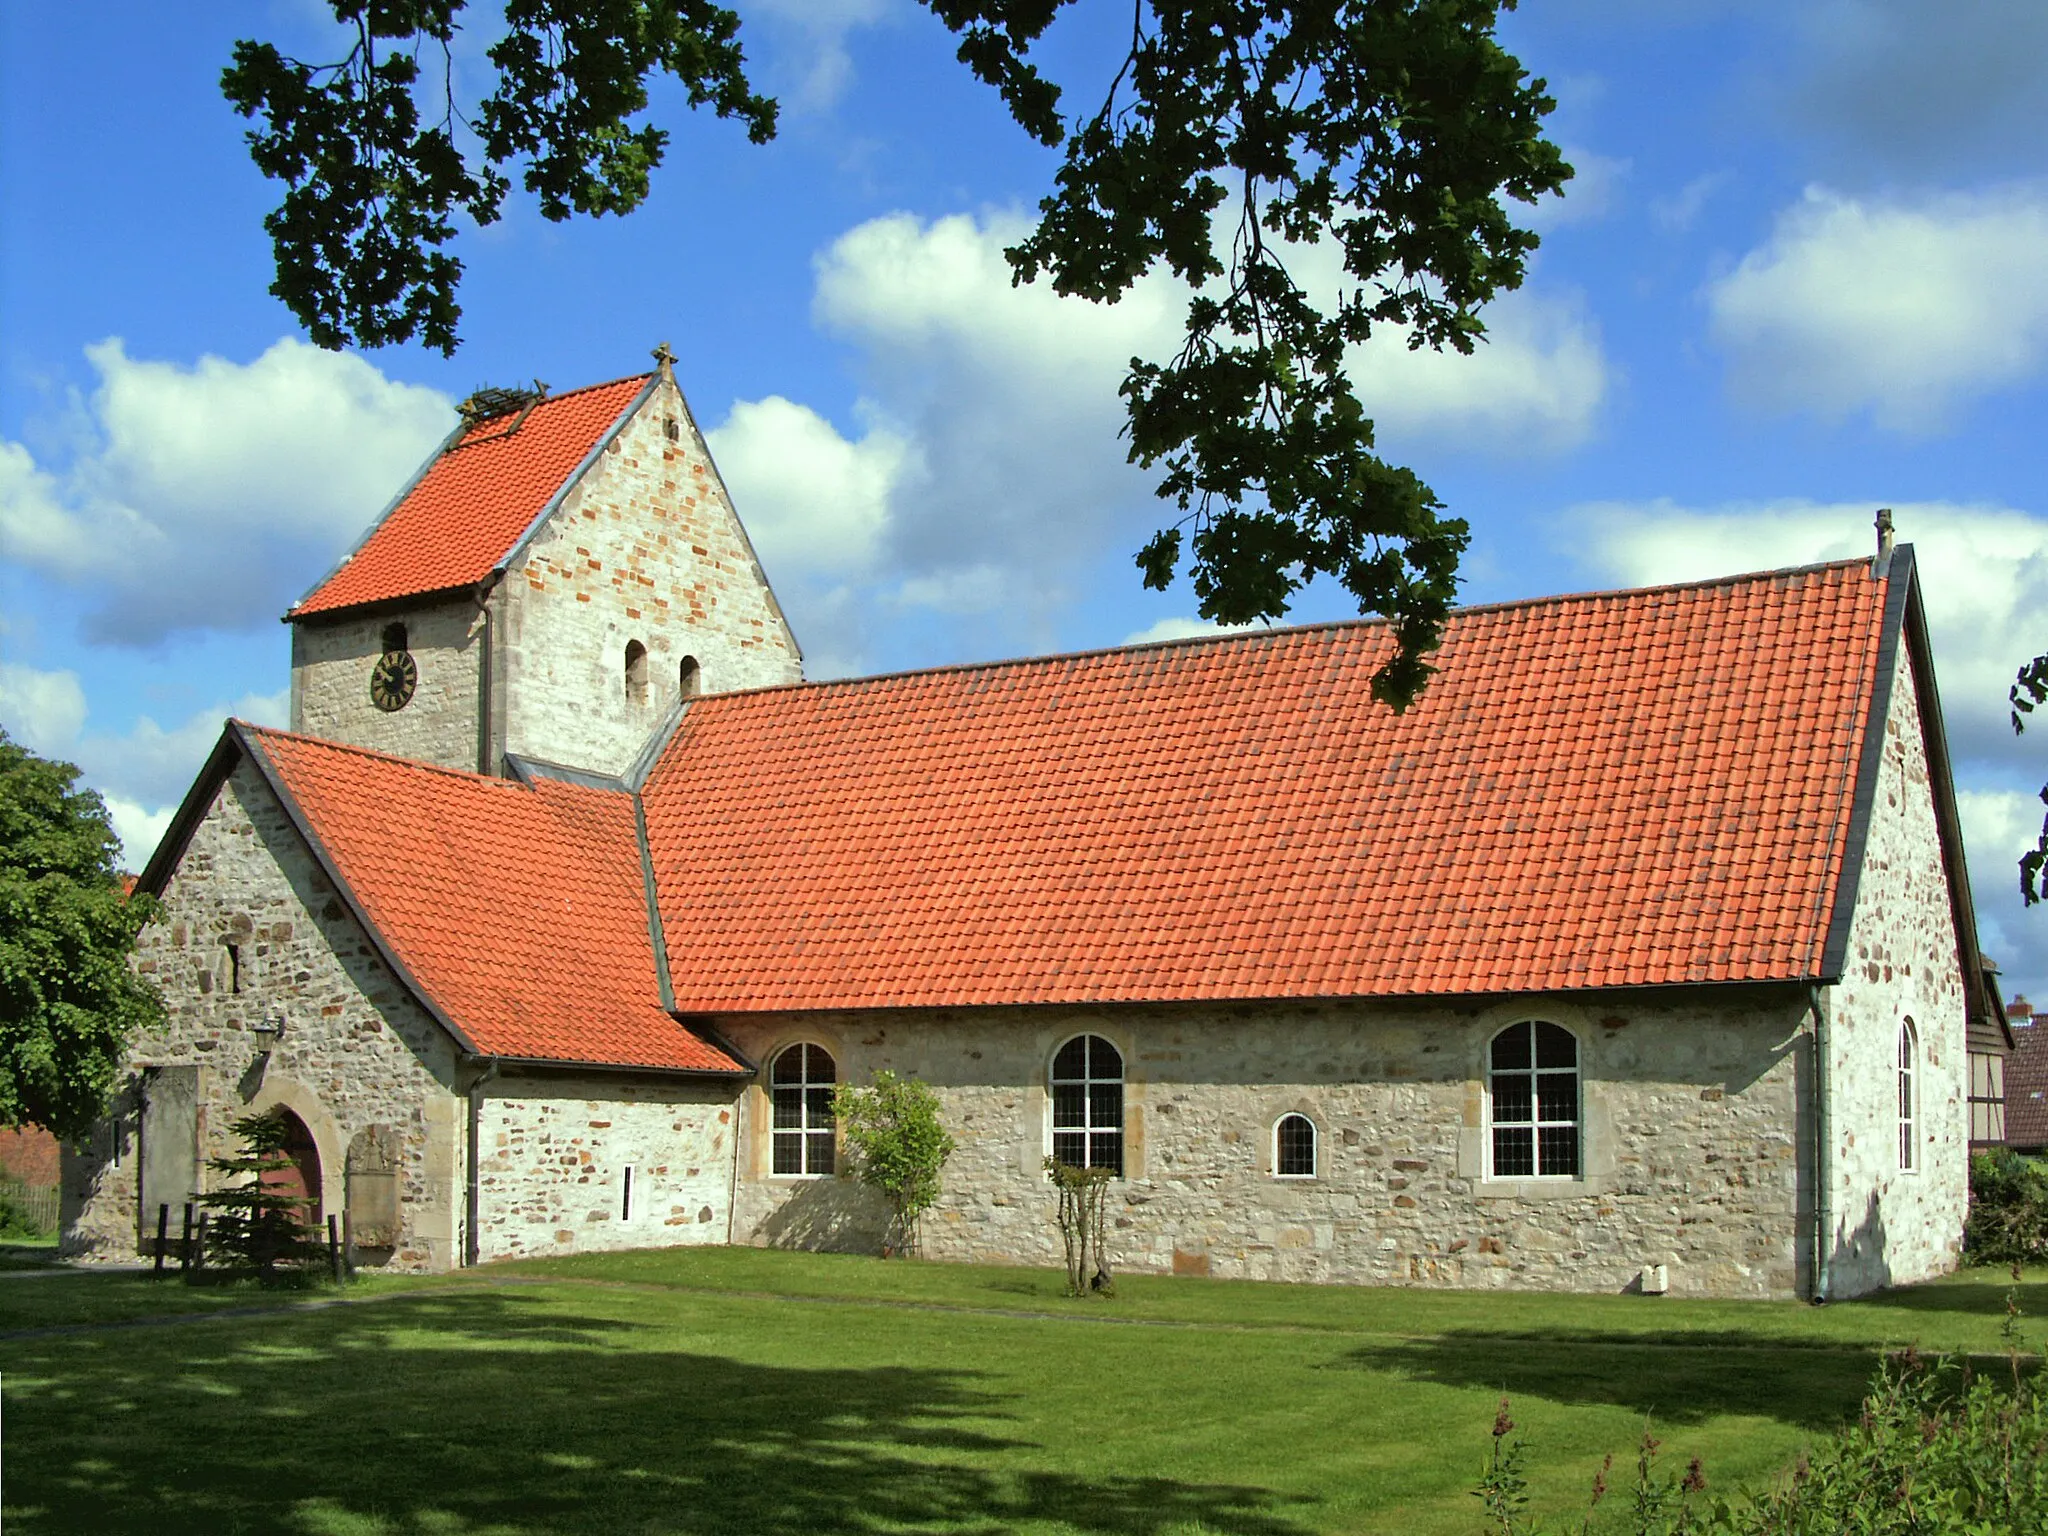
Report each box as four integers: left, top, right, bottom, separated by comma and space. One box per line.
1899, 1020, 1919, 1172
770, 1043, 836, 1176
623, 639, 649, 707
678, 655, 701, 699
1050, 1035, 1124, 1174
381, 622, 408, 654
1490, 1020, 1580, 1179
1274, 1114, 1317, 1178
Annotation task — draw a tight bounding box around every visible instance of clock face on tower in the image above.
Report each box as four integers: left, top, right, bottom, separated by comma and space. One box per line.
369, 649, 418, 712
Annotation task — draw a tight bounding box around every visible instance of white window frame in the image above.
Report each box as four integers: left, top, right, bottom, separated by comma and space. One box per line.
1486, 1019, 1582, 1181
1899, 1020, 1919, 1173
1273, 1113, 1318, 1179
1047, 1034, 1125, 1176
769, 1042, 837, 1178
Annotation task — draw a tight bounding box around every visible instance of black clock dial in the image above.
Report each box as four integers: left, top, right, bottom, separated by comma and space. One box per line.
369, 649, 418, 712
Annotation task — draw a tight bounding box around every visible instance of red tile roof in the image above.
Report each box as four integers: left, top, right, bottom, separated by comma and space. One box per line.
290, 376, 651, 619
244, 726, 741, 1073
2006, 1024, 2048, 1149
641, 559, 1889, 1011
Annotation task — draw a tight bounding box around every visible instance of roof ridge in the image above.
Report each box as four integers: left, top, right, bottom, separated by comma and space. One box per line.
676, 554, 1882, 709
238, 721, 551, 791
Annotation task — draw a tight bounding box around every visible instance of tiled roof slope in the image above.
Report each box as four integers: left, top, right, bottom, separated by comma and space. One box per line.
290, 376, 650, 618
643, 560, 1889, 1011
2006, 1025, 2048, 1149
247, 727, 740, 1072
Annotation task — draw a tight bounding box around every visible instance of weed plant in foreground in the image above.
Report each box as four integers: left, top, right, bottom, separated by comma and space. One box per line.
1474, 1272, 2048, 1534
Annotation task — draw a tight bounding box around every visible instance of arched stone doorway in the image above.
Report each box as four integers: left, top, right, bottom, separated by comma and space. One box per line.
260, 1109, 322, 1225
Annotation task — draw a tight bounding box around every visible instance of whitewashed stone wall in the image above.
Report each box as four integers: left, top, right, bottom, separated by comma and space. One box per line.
496, 376, 802, 775
1822, 642, 1969, 1295
722, 989, 1813, 1298
291, 594, 484, 771
473, 1073, 737, 1260
64, 760, 467, 1271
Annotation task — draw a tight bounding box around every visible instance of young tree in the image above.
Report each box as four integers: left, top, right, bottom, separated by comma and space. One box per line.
196, 1111, 326, 1284
833, 1070, 955, 1257
0, 729, 163, 1141
223, 2, 1569, 708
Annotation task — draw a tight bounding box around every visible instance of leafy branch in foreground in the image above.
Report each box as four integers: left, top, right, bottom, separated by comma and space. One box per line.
226, 3, 1568, 704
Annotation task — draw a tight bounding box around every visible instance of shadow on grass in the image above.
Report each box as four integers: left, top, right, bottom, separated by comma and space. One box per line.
5, 1288, 1315, 1536
1855, 1274, 2048, 1319
1331, 1331, 1879, 1431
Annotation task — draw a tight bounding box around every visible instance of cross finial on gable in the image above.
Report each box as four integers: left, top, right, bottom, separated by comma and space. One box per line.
651, 341, 677, 381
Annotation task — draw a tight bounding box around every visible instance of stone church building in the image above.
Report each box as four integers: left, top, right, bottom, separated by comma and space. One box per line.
64, 354, 2008, 1300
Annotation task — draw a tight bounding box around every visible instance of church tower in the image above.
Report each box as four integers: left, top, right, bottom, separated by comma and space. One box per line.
285, 348, 801, 778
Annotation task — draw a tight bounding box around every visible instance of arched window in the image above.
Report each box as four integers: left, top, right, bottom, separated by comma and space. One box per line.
623, 639, 648, 707
381, 622, 408, 654
678, 655, 701, 699
1050, 1035, 1124, 1174
1489, 1020, 1580, 1178
1899, 1020, 1919, 1172
770, 1043, 836, 1175
1274, 1114, 1317, 1178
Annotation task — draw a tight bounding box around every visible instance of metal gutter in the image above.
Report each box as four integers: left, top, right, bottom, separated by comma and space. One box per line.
1808, 984, 1832, 1303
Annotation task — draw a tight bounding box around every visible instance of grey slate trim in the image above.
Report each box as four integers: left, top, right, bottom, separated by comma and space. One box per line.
1816, 547, 1914, 981
283, 416, 469, 623
635, 796, 677, 1012
492, 373, 661, 582
624, 695, 691, 791
681, 382, 805, 669
134, 725, 245, 897
501, 751, 631, 793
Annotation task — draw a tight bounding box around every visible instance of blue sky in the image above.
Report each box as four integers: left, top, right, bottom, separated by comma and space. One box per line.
4, 1, 2048, 996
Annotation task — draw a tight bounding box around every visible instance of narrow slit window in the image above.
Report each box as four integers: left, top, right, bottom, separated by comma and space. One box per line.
225, 941, 241, 995
1490, 1021, 1580, 1179
1275, 1114, 1317, 1178
1049, 1035, 1124, 1174
1899, 1020, 1919, 1172
624, 639, 649, 707
678, 655, 701, 699
621, 1165, 635, 1221
381, 622, 408, 654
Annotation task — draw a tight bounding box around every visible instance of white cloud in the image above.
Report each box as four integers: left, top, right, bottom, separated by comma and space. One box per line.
1560, 499, 2048, 773
1517, 147, 1630, 232
739, 0, 897, 113
748, 207, 1607, 668
707, 394, 911, 579
1121, 617, 1254, 646
1651, 171, 1733, 234
1956, 786, 2045, 986
0, 658, 285, 863
1707, 185, 2048, 429
0, 662, 88, 756
2, 338, 453, 643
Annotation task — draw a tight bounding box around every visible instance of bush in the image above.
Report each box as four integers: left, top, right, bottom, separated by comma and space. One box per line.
1966, 1150, 2048, 1265
1474, 1333, 2048, 1533
833, 1071, 954, 1258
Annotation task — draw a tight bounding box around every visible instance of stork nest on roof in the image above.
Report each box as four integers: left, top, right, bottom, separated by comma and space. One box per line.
457, 381, 549, 424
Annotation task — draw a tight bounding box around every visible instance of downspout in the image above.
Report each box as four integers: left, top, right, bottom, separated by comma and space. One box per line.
725, 1076, 745, 1247
1808, 985, 1832, 1304
465, 1057, 500, 1267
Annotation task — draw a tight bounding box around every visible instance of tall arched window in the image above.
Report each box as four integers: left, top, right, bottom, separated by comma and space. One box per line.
678, 655, 701, 699
1050, 1035, 1123, 1174
623, 639, 649, 707
1274, 1113, 1317, 1178
770, 1043, 836, 1175
1899, 1020, 1919, 1172
1489, 1020, 1580, 1178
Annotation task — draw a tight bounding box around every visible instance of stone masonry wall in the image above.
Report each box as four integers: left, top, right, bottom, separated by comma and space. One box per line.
290, 594, 484, 772
1823, 641, 1970, 1296
64, 760, 466, 1271
474, 1073, 738, 1261
497, 375, 803, 776
722, 988, 1812, 1298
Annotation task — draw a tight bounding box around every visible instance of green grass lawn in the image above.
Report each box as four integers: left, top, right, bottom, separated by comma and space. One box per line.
4, 1249, 2045, 1536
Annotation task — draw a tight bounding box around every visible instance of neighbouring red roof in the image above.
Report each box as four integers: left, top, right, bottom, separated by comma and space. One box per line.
2007, 1024, 2048, 1149
290, 376, 650, 619
244, 727, 741, 1073
641, 559, 1890, 1012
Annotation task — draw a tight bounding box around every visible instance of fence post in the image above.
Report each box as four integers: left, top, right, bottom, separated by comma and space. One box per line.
179, 1202, 194, 1274
192, 1212, 207, 1278
152, 1204, 169, 1275
327, 1213, 342, 1283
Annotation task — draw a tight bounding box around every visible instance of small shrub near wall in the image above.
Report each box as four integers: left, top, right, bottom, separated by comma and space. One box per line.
1965, 1151, 2048, 1266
